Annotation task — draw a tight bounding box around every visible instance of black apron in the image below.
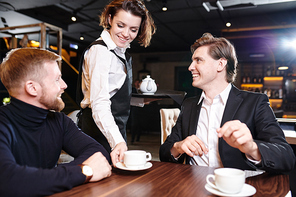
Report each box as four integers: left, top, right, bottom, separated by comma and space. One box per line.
76, 40, 132, 153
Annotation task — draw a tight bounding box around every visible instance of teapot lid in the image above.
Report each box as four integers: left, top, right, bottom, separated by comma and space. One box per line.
143, 75, 153, 80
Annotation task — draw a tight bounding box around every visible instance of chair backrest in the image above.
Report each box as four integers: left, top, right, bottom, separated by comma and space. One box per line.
160, 108, 180, 144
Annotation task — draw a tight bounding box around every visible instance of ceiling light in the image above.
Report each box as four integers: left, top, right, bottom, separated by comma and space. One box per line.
71, 16, 77, 22
162, 0, 167, 11
202, 2, 210, 12
226, 22, 231, 27
278, 66, 289, 70
70, 43, 78, 50
281, 38, 296, 49
216, 0, 224, 11
80, 35, 84, 40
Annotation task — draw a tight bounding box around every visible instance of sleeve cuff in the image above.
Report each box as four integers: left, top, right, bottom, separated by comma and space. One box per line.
110, 134, 125, 150
246, 154, 261, 165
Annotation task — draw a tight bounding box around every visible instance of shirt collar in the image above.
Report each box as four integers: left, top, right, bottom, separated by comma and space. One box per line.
198, 83, 232, 105
100, 29, 130, 54
198, 91, 206, 105
219, 83, 232, 105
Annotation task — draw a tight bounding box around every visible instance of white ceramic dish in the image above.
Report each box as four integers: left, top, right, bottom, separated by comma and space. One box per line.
205, 183, 256, 197
115, 162, 152, 171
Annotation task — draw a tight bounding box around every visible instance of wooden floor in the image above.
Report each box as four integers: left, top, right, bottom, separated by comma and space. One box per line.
127, 131, 160, 161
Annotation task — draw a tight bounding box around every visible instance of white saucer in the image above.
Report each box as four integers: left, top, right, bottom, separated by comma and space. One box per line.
205, 183, 256, 197
142, 92, 155, 95
115, 162, 152, 171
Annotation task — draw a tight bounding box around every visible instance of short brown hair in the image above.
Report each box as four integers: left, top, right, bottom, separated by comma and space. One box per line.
0, 48, 61, 95
100, 0, 156, 47
191, 33, 238, 83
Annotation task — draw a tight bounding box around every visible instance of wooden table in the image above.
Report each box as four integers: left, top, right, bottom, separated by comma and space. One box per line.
50, 161, 289, 197
52, 161, 290, 197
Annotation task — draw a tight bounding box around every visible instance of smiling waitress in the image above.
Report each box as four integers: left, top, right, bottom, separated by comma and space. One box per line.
77, 0, 156, 166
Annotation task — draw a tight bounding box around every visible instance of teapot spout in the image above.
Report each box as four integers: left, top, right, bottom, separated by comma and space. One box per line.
147, 81, 152, 91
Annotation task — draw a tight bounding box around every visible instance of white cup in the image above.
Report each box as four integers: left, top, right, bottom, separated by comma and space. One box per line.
206, 168, 245, 194
123, 150, 152, 168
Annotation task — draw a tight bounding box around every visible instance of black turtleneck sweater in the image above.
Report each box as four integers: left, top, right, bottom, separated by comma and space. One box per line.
0, 97, 110, 196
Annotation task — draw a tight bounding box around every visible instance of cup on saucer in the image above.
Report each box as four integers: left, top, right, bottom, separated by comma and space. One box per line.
123, 150, 152, 169
206, 168, 245, 194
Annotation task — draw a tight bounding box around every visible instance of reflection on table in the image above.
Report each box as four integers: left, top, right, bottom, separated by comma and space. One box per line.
49, 161, 289, 197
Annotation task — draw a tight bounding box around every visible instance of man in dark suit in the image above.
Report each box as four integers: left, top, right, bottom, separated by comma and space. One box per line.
159, 33, 295, 173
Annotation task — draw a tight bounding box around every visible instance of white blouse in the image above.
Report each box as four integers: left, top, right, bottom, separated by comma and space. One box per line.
80, 30, 128, 149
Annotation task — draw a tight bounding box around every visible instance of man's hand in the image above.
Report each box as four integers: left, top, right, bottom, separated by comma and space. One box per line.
171, 135, 208, 158
82, 152, 112, 182
217, 120, 261, 161
110, 142, 127, 166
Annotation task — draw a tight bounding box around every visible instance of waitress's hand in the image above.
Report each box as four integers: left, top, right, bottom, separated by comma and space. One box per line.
110, 142, 127, 166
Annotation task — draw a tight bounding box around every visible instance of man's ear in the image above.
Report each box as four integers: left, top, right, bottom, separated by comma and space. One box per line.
217, 58, 227, 72
25, 80, 39, 96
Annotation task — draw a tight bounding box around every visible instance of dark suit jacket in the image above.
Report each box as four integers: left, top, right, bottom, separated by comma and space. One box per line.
160, 85, 295, 173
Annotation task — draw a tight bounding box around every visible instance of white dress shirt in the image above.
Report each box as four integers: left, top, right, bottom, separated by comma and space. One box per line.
190, 83, 232, 167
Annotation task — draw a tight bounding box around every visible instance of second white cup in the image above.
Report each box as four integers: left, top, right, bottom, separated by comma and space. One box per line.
206, 168, 245, 194
123, 150, 151, 168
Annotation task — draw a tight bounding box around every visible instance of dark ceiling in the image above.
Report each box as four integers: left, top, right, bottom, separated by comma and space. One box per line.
1, 0, 296, 62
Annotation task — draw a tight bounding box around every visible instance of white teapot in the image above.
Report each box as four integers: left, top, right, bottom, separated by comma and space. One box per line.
140, 75, 157, 95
